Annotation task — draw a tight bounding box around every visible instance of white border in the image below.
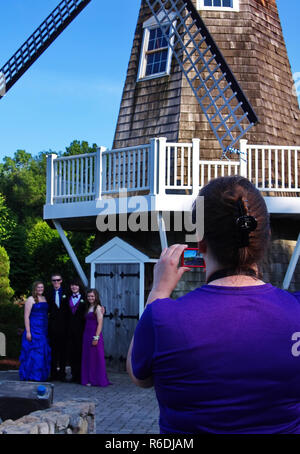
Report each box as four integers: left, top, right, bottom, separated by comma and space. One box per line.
197, 0, 239, 12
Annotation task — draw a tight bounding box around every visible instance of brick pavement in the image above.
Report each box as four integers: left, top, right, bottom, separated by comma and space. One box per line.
0, 369, 160, 434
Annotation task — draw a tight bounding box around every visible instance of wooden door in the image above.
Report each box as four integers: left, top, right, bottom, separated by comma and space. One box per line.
94, 263, 140, 371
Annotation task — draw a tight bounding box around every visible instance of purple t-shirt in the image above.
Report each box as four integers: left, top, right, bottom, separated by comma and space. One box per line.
131, 284, 300, 434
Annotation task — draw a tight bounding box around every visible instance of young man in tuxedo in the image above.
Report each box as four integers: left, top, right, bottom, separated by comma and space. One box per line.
47, 273, 69, 381
66, 279, 87, 383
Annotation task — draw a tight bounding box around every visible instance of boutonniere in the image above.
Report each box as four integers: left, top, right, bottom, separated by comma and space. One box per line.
80, 299, 84, 304
62, 295, 67, 299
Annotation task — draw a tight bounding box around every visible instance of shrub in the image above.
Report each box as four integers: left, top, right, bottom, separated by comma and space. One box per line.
0, 246, 14, 304
0, 302, 24, 360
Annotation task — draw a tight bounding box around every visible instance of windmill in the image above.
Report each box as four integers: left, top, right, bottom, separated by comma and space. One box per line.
0, 0, 91, 100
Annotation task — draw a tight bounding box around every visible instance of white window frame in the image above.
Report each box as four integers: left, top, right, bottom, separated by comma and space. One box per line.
137, 11, 176, 82
197, 0, 239, 12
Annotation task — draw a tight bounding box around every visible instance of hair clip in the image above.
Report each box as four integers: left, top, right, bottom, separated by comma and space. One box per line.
236, 215, 257, 233
236, 199, 257, 247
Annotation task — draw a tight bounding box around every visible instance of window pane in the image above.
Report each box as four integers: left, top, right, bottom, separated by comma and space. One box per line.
148, 54, 154, 64
145, 63, 153, 76
153, 63, 160, 73
148, 26, 169, 51
145, 49, 168, 76
148, 29, 157, 51
144, 25, 170, 77
162, 28, 169, 47
154, 52, 161, 63
204, 0, 233, 6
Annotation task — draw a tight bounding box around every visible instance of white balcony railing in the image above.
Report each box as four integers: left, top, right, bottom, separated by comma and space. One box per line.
46, 139, 300, 205
101, 143, 151, 195
246, 144, 300, 192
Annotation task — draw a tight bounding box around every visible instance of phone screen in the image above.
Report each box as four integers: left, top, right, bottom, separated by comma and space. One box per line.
181, 249, 205, 268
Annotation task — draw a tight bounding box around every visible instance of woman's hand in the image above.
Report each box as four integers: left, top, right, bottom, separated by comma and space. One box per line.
92, 340, 98, 347
26, 332, 32, 342
146, 244, 190, 305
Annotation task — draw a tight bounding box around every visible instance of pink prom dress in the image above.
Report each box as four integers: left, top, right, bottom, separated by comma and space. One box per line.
81, 310, 111, 386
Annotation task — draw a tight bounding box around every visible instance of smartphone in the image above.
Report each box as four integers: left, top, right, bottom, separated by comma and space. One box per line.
181, 248, 205, 268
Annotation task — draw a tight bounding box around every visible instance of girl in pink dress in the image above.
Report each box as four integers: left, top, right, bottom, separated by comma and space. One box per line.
81, 289, 111, 387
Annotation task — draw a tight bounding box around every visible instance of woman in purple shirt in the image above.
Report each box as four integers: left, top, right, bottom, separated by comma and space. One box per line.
127, 176, 300, 434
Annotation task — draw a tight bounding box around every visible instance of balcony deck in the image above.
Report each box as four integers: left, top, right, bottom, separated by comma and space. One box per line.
44, 138, 300, 230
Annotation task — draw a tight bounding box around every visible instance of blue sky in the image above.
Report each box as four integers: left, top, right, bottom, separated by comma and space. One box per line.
0, 0, 299, 162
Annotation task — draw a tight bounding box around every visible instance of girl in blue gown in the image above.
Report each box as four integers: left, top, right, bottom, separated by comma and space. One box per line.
19, 281, 51, 381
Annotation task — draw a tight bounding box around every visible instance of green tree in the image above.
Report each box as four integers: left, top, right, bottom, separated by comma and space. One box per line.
4, 224, 32, 296
25, 220, 94, 286
0, 141, 98, 294
25, 220, 66, 282
0, 246, 14, 304
0, 150, 47, 222
63, 140, 98, 157
0, 193, 17, 244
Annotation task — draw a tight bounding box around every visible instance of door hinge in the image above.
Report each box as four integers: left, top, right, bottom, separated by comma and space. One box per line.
94, 271, 114, 278
119, 271, 140, 279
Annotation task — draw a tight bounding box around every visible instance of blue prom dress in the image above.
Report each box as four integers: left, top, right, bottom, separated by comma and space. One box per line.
19, 302, 51, 381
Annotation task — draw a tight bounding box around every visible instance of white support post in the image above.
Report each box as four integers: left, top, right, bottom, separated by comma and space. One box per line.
149, 138, 158, 196
95, 146, 106, 200
157, 211, 168, 250
139, 262, 145, 317
53, 220, 89, 288
46, 154, 57, 204
101, 149, 107, 195
283, 233, 300, 290
90, 262, 95, 288
157, 137, 167, 196
192, 138, 200, 197
239, 139, 248, 178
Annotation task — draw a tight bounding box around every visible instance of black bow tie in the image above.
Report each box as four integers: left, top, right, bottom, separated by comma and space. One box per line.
72, 294, 79, 298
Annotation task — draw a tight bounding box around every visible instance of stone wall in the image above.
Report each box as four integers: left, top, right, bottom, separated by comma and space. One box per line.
0, 399, 95, 434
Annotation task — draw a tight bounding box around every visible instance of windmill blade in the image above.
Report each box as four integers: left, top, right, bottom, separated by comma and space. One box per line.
144, 0, 259, 155
0, 0, 91, 99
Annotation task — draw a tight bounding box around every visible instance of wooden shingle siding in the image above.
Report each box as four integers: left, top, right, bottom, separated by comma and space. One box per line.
113, 0, 299, 161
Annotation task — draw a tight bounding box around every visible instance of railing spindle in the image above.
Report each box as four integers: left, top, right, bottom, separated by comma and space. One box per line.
167, 146, 171, 187
275, 149, 278, 189
143, 148, 146, 188
127, 151, 131, 189
288, 148, 292, 189
268, 148, 272, 190
180, 147, 184, 186
295, 149, 298, 190
174, 146, 178, 186
132, 150, 136, 189
281, 149, 285, 189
